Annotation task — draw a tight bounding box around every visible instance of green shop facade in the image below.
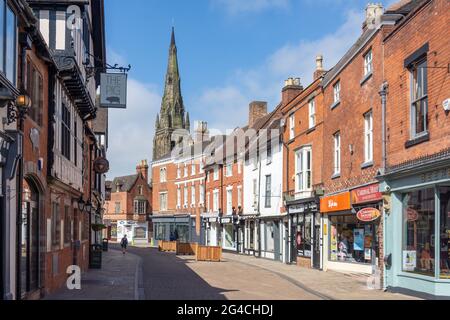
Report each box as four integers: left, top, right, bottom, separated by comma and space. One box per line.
380, 153, 450, 298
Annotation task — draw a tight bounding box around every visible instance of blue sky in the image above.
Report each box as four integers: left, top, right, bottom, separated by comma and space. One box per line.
105, 0, 396, 179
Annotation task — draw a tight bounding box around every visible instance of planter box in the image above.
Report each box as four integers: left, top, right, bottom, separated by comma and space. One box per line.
158, 241, 177, 252
196, 245, 222, 262
176, 242, 198, 255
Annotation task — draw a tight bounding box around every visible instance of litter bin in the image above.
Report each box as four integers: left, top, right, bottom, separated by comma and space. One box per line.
89, 244, 102, 269
102, 238, 109, 252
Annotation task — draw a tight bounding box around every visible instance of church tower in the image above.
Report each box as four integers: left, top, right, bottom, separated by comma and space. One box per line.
153, 28, 190, 160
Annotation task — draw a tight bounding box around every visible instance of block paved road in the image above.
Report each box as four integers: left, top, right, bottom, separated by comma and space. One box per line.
126, 247, 416, 300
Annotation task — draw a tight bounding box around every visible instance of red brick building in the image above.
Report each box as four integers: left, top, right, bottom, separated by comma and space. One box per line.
104, 160, 152, 244
379, 0, 450, 297
281, 62, 326, 269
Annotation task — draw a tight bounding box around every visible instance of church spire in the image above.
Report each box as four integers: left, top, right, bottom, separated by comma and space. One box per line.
152, 28, 189, 161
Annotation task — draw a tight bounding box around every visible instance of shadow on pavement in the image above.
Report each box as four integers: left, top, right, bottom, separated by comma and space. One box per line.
126, 245, 232, 300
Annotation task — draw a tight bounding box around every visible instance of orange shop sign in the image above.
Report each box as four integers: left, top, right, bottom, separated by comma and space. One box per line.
357, 208, 381, 222
320, 192, 351, 213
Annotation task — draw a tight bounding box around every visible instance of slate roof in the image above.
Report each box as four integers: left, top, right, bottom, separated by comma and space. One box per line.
109, 174, 139, 193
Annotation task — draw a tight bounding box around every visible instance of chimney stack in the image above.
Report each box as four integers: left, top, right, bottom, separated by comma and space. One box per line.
363, 3, 384, 31
314, 55, 326, 80
249, 101, 268, 128
195, 121, 210, 143
136, 160, 149, 183
282, 77, 303, 107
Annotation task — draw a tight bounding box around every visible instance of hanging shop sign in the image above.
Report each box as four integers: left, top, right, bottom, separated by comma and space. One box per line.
100, 73, 127, 109
93, 157, 110, 174
356, 208, 381, 222
351, 184, 382, 204
320, 192, 351, 213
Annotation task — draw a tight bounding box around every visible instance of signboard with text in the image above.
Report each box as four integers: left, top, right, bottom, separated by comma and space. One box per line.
100, 73, 127, 109
320, 192, 351, 213
351, 184, 382, 204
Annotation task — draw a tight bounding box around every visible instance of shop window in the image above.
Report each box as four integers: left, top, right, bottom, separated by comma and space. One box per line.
265, 222, 275, 253
111, 224, 117, 238
249, 221, 255, 250
295, 214, 312, 257
176, 225, 189, 243
134, 227, 147, 239
402, 188, 435, 276
155, 224, 166, 241
440, 187, 450, 279
330, 214, 378, 264
224, 224, 235, 249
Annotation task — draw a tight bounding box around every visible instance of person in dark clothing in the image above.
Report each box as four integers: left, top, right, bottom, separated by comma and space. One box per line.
120, 235, 128, 254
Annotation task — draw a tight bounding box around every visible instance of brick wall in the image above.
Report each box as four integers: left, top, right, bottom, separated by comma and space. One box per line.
384, 0, 450, 167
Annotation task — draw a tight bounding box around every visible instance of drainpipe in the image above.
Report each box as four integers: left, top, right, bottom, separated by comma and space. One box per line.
257, 155, 262, 258
379, 81, 389, 290
380, 82, 389, 174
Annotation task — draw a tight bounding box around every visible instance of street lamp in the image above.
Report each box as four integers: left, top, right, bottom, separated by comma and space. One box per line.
85, 201, 92, 214
77, 197, 85, 212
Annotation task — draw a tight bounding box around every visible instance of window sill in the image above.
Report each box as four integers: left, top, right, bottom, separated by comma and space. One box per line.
361, 161, 374, 170
331, 173, 341, 180
360, 72, 373, 86
405, 132, 430, 149
306, 127, 316, 135
330, 101, 341, 110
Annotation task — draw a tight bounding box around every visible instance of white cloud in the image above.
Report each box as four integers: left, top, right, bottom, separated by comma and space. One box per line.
191, 9, 363, 129
107, 78, 161, 179
211, 0, 290, 15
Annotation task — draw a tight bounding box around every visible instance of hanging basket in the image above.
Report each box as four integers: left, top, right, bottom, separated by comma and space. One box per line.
91, 224, 107, 232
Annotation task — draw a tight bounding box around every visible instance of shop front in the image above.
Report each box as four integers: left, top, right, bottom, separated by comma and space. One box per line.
151, 215, 194, 245
381, 165, 450, 298
322, 189, 382, 275
287, 199, 321, 269
202, 214, 219, 246
243, 215, 258, 256
220, 216, 237, 252
117, 220, 150, 244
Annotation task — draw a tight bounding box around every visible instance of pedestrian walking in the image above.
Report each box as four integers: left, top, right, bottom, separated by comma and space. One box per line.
120, 235, 128, 254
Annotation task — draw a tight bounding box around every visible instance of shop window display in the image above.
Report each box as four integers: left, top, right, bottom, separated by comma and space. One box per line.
402, 188, 435, 276
224, 225, 235, 249
296, 214, 312, 257
329, 215, 378, 264
440, 187, 450, 279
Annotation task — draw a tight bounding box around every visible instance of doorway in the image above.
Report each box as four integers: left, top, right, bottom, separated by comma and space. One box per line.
20, 179, 40, 298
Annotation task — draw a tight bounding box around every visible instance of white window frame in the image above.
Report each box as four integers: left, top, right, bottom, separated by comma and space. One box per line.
206, 192, 210, 211
191, 185, 196, 206
160, 192, 168, 211
225, 163, 233, 177
226, 188, 233, 215
213, 167, 219, 181
295, 146, 312, 193
364, 111, 373, 163
184, 164, 188, 177
199, 184, 205, 205
191, 163, 196, 176
364, 49, 373, 76
309, 99, 316, 129
177, 165, 181, 179
334, 132, 341, 175
160, 168, 167, 183
183, 186, 188, 207
213, 190, 219, 212
177, 187, 181, 208
289, 114, 295, 140
237, 186, 242, 208
333, 81, 341, 104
